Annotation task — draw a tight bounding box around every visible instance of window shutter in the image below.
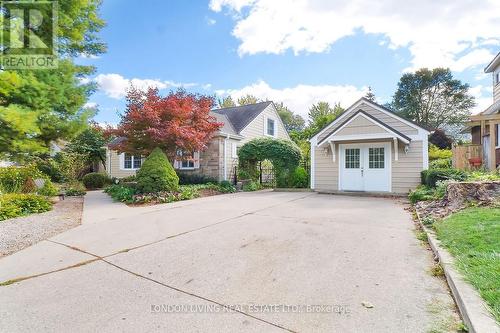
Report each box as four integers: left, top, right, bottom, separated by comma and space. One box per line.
119, 153, 124, 170
173, 159, 180, 169
231, 143, 237, 158
194, 151, 200, 169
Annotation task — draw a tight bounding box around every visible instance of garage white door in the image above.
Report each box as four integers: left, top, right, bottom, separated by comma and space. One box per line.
339, 142, 391, 192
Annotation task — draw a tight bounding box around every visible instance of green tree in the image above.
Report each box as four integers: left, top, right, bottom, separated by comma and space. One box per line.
274, 102, 305, 132
67, 125, 107, 170
308, 101, 345, 134
0, 0, 106, 160
217, 96, 236, 108
392, 68, 475, 130
365, 86, 376, 102
237, 94, 259, 105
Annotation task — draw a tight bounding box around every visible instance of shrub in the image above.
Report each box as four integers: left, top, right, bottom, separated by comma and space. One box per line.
242, 180, 261, 192
104, 184, 136, 203
0, 193, 52, 221
288, 167, 309, 188
34, 158, 65, 182
136, 148, 179, 193
429, 158, 452, 169
429, 129, 453, 149
218, 180, 236, 193
467, 170, 500, 181
64, 182, 86, 196
421, 168, 467, 187
82, 172, 111, 189
237, 169, 252, 181
53, 152, 88, 181
408, 185, 440, 204
119, 175, 136, 183
0, 165, 46, 193
177, 172, 216, 185
38, 180, 59, 197
428, 144, 452, 161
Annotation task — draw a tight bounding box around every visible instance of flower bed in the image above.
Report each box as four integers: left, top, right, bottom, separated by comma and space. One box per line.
104, 182, 235, 205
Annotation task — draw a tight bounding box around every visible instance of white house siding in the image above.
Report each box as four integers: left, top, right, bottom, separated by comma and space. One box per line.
494, 70, 500, 103
313, 139, 423, 194
392, 140, 423, 194
335, 116, 389, 136
317, 102, 418, 143
239, 104, 290, 143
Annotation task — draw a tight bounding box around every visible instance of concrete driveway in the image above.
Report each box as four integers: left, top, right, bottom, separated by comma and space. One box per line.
0, 191, 459, 332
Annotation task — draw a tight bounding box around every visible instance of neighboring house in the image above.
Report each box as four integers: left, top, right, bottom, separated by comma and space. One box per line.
463, 51, 500, 170
104, 101, 290, 180
309, 97, 429, 194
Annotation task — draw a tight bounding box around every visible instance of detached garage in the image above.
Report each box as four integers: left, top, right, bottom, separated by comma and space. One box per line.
310, 98, 429, 195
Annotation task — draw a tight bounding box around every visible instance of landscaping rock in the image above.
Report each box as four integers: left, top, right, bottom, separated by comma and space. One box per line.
416, 181, 500, 218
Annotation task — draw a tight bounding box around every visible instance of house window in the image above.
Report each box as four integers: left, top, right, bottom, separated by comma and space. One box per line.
496, 72, 500, 85
177, 150, 198, 169
266, 118, 275, 137
123, 153, 142, 169
369, 148, 385, 169
345, 148, 360, 169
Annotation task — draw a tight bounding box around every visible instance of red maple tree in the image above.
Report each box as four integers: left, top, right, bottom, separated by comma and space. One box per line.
111, 87, 222, 161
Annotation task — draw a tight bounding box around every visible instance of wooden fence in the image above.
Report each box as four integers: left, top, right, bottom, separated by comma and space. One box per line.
451, 144, 482, 170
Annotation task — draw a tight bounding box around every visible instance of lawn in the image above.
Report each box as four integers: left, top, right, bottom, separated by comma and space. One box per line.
434, 207, 500, 322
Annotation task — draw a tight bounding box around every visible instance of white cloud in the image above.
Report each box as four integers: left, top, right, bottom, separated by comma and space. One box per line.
83, 102, 98, 109
216, 80, 366, 118
94, 74, 198, 99
210, 0, 500, 71
469, 85, 493, 114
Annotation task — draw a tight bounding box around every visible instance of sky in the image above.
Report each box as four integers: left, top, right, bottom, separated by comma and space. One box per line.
79, 0, 500, 125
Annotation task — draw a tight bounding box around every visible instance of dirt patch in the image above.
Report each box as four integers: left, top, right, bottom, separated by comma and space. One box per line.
416, 181, 500, 219
0, 197, 84, 257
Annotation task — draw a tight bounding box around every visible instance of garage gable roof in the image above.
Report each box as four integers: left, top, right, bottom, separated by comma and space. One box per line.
311, 98, 429, 143
317, 110, 412, 145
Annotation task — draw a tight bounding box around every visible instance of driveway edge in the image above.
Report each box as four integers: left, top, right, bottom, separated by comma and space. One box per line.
414, 210, 500, 333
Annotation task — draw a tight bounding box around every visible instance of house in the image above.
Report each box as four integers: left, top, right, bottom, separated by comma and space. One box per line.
104, 101, 291, 180
309, 98, 429, 194
463, 51, 500, 170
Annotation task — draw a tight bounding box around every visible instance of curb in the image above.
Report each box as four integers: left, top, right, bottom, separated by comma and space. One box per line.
414, 210, 500, 333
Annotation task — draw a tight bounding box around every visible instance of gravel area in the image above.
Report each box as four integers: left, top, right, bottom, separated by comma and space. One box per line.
0, 197, 84, 257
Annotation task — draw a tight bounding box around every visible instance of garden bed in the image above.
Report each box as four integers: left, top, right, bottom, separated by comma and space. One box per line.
105, 183, 235, 206
0, 197, 84, 257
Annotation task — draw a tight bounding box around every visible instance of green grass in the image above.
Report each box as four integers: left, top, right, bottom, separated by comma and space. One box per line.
434, 207, 500, 322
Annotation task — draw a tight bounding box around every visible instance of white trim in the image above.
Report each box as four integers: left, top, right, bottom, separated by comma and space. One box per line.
329, 141, 336, 162
319, 133, 409, 146
176, 150, 200, 170
231, 142, 238, 158
496, 124, 500, 149
223, 137, 228, 180
264, 116, 277, 138
310, 98, 429, 143
423, 136, 429, 170
338, 142, 392, 192
310, 137, 316, 189
393, 138, 399, 161
318, 112, 411, 145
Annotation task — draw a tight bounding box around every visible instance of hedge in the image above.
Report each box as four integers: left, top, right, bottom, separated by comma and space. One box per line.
82, 172, 111, 189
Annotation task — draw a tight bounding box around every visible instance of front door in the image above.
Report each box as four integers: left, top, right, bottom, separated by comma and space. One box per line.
340, 143, 391, 192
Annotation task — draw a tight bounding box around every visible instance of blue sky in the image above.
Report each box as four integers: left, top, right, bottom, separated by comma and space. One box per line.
80, 0, 500, 125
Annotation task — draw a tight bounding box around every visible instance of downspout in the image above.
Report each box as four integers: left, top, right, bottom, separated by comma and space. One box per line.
223, 134, 229, 181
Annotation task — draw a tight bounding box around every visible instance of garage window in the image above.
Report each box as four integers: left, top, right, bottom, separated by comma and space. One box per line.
369, 148, 385, 169
345, 148, 360, 168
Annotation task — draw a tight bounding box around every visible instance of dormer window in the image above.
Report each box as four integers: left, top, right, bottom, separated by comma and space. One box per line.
495, 71, 500, 85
